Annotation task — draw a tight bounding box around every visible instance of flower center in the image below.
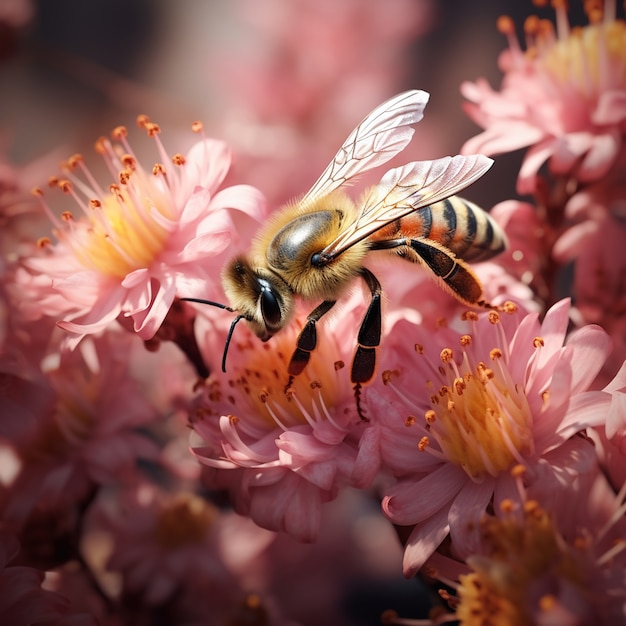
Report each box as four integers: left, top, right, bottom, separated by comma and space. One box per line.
153, 494, 217, 550
202, 319, 345, 430
424, 342, 534, 481
70, 178, 172, 279
456, 501, 585, 626
541, 20, 626, 96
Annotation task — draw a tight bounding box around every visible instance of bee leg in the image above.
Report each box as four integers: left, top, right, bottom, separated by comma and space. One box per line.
285, 299, 337, 392
406, 238, 492, 307
351, 268, 382, 420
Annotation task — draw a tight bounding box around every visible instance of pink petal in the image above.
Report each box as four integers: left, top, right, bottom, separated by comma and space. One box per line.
382, 464, 466, 526
210, 184, 267, 220
562, 325, 612, 394
592, 90, 626, 125
517, 139, 558, 194
402, 504, 451, 577
578, 131, 620, 182
448, 478, 495, 559
132, 277, 176, 338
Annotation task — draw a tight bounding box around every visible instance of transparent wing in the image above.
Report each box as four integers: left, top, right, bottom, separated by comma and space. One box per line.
320, 153, 493, 260
300, 90, 430, 205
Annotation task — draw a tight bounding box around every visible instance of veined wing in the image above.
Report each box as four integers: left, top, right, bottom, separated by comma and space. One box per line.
320, 153, 493, 260
300, 90, 430, 206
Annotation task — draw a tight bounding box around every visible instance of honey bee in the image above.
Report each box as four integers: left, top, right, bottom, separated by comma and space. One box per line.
184, 90, 506, 416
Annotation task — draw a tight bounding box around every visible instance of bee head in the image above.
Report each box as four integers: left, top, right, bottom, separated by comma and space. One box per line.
222, 256, 294, 342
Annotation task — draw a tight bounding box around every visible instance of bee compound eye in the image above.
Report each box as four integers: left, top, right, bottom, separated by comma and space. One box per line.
257, 278, 282, 328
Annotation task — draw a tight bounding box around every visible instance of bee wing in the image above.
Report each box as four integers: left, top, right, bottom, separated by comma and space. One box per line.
320, 153, 493, 260
300, 90, 430, 205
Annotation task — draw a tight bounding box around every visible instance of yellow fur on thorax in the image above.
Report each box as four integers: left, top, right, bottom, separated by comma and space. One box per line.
252, 191, 369, 302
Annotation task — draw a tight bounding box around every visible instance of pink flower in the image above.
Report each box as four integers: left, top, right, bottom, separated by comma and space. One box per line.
24, 118, 266, 348
553, 177, 626, 383
188, 289, 378, 541
461, 3, 626, 194
0, 532, 94, 625
0, 332, 159, 528
364, 299, 613, 576
453, 474, 626, 626
85, 482, 275, 609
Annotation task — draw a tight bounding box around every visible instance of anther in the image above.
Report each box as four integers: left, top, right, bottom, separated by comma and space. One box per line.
121, 154, 136, 170
89, 199, 101, 208
490, 348, 503, 360
425, 409, 436, 423
258, 388, 270, 403
31, 187, 43, 197
153, 163, 166, 176
61, 211, 74, 221
94, 137, 108, 154
119, 170, 132, 185
382, 369, 398, 385
334, 360, 345, 371
405, 415, 416, 426
418, 436, 429, 451
533, 336, 545, 348
488, 311, 501, 324
502, 301, 518, 314
58, 179, 72, 193
227, 414, 239, 425
172, 153, 186, 166
460, 334, 472, 346
66, 154, 83, 169
191, 120, 203, 133
461, 310, 478, 322
511, 464, 526, 478
111, 126, 128, 140
414, 343, 424, 354
499, 498, 515, 514
37, 237, 51, 248
440, 348, 453, 363
497, 15, 516, 35
310, 380, 322, 390
144, 122, 161, 137
136, 114, 150, 128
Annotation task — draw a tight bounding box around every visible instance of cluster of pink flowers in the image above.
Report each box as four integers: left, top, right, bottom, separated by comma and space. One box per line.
0, 1, 625, 624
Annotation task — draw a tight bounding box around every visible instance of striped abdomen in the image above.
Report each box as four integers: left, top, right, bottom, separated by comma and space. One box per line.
376, 196, 507, 262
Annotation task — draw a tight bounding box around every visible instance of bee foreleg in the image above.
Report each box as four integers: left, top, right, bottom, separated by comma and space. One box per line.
286, 300, 337, 391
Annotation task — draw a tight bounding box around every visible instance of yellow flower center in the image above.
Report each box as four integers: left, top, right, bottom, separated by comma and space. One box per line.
456, 501, 585, 626
203, 320, 345, 430
541, 20, 626, 96
70, 178, 172, 279
153, 494, 217, 550
423, 340, 534, 481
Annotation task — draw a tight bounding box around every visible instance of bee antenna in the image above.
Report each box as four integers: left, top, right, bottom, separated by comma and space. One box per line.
180, 297, 235, 313
222, 315, 244, 373
181, 297, 242, 373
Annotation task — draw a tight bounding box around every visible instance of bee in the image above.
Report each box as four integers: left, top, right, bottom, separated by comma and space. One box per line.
184, 90, 506, 417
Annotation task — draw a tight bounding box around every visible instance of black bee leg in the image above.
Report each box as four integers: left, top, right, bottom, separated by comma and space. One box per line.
285, 299, 336, 392
351, 268, 382, 420
408, 238, 488, 306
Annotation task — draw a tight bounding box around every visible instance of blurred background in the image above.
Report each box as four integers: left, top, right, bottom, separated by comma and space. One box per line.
0, 0, 562, 218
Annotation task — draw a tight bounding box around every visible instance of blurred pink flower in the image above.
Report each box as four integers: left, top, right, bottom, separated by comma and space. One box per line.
364, 299, 613, 576
0, 332, 159, 528
188, 289, 378, 542
553, 177, 626, 383
454, 472, 626, 626
0, 532, 94, 626
86, 483, 275, 610
24, 118, 266, 348
461, 3, 626, 194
